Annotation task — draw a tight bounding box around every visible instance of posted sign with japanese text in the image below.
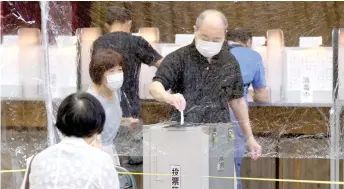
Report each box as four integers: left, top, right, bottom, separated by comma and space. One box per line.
171, 165, 181, 189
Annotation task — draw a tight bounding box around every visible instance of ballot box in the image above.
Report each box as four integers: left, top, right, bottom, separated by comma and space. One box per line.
143, 122, 236, 189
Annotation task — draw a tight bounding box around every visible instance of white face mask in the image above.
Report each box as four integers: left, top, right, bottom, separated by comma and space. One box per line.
106, 72, 124, 91
195, 38, 223, 58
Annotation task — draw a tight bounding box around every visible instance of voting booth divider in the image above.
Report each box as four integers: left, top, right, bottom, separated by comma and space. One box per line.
2, 27, 336, 104
2, 26, 344, 189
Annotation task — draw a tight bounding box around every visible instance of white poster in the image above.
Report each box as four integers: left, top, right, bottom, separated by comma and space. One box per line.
171, 165, 181, 189
286, 48, 332, 91
286, 50, 302, 90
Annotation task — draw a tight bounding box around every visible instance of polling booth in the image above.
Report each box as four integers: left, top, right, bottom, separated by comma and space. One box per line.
1, 2, 344, 189
137, 29, 344, 189
2, 26, 344, 189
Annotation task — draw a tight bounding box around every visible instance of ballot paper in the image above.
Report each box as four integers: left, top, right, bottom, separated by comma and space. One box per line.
180, 111, 184, 125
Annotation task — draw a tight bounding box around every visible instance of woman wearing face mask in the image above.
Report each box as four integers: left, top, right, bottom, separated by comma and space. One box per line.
21, 92, 120, 189
87, 49, 125, 166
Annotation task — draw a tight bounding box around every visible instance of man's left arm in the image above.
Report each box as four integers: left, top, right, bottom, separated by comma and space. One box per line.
136, 36, 163, 67
226, 78, 255, 142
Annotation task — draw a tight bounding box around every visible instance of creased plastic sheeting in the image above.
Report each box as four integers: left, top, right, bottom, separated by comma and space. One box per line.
1, 1, 74, 189
1, 2, 44, 189
1, 1, 344, 189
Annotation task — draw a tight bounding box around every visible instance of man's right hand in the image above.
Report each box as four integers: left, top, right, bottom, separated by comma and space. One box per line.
165, 93, 186, 111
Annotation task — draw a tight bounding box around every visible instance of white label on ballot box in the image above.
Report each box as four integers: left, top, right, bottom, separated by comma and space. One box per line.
171, 165, 181, 189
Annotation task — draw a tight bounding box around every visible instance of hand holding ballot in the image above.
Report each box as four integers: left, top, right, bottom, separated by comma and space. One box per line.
166, 93, 186, 111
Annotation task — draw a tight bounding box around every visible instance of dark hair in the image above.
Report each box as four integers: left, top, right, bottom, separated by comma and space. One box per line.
227, 28, 253, 44
89, 49, 124, 85
106, 6, 132, 25
55, 92, 105, 138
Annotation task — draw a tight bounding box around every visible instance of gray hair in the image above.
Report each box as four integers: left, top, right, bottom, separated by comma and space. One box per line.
195, 9, 228, 29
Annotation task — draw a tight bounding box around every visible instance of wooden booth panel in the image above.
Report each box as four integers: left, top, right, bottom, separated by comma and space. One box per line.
241, 137, 278, 189
1, 101, 331, 136
1, 101, 47, 128
141, 102, 331, 135
278, 138, 333, 189
241, 157, 277, 189
279, 158, 331, 189
250, 107, 330, 135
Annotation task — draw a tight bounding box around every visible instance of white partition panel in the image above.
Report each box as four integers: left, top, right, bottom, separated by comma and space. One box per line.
139, 43, 183, 99
175, 34, 194, 46
139, 65, 157, 99
15, 28, 43, 100
248, 46, 268, 102
1, 35, 78, 100
49, 45, 77, 99
0, 45, 22, 98
267, 29, 284, 102
2, 35, 19, 46
18, 45, 43, 99
338, 29, 344, 101
299, 36, 323, 48
252, 36, 266, 47
80, 28, 101, 91
157, 43, 183, 57
283, 47, 332, 103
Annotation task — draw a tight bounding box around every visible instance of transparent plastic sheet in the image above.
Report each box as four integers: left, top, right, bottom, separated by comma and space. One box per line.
1, 1, 344, 189
1, 1, 74, 188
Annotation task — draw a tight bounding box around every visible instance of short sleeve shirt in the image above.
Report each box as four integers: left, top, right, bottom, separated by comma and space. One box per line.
25, 137, 120, 189
153, 40, 244, 123
229, 44, 266, 92
228, 43, 267, 140
92, 32, 163, 118
87, 86, 122, 145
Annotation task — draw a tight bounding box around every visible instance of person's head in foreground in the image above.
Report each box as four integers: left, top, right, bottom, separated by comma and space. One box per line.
227, 28, 253, 48
193, 9, 228, 58
105, 6, 132, 33
22, 92, 120, 189
56, 92, 105, 147
89, 48, 124, 93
